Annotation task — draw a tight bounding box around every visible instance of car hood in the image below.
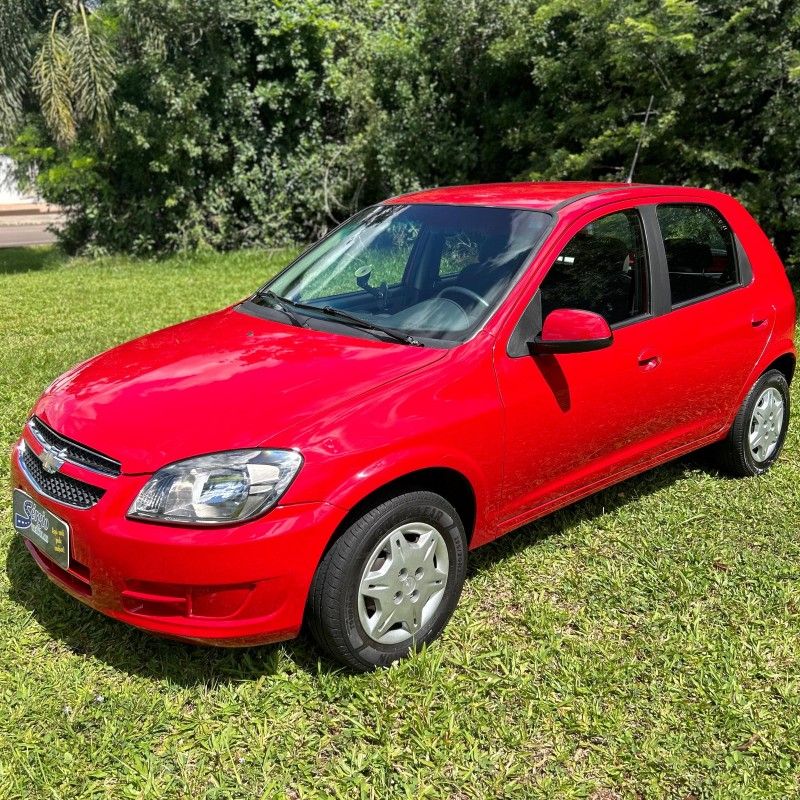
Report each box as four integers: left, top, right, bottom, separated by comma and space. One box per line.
33, 305, 446, 473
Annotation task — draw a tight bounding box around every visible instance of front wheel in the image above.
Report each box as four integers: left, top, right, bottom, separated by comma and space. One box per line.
715, 369, 790, 477
307, 491, 468, 671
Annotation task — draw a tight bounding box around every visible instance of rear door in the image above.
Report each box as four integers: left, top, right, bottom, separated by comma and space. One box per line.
631, 202, 773, 445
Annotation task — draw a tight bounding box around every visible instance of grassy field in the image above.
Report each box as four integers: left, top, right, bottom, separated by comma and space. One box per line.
1, 246, 799, 799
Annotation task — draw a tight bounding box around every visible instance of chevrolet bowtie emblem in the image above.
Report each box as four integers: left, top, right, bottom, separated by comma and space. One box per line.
40, 445, 67, 474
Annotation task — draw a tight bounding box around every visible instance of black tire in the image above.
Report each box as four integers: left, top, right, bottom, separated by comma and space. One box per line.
307, 491, 468, 671
715, 369, 790, 477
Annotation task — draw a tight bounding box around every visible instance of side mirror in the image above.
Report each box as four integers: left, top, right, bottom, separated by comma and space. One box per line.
529, 308, 613, 354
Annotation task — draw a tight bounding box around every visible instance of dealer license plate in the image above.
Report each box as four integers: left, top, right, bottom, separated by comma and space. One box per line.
13, 488, 70, 569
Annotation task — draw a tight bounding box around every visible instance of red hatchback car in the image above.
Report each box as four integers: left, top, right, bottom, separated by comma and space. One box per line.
11, 182, 796, 670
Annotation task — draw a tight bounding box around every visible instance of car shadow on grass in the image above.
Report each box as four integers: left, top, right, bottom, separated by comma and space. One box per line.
467, 455, 713, 576
4, 453, 714, 685
4, 534, 332, 683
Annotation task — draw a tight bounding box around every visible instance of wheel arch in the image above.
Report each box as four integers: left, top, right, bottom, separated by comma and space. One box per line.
765, 352, 796, 384
320, 467, 478, 561
725, 344, 796, 430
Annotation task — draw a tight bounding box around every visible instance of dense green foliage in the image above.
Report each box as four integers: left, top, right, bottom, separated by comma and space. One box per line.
2, 1, 800, 261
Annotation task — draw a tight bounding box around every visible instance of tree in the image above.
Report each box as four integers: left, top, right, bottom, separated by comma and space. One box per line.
344, 0, 800, 267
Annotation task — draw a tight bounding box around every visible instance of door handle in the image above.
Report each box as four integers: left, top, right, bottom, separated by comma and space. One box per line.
751, 307, 773, 328
637, 350, 661, 370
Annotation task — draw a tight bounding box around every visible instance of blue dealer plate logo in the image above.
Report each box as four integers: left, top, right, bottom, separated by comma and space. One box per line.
12, 489, 70, 570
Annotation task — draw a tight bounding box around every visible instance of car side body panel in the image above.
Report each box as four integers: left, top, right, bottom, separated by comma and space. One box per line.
481, 187, 794, 543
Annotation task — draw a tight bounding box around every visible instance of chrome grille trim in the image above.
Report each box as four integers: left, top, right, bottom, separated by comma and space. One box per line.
28, 416, 121, 477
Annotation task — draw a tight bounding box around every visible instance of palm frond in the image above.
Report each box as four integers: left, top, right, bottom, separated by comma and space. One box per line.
32, 10, 76, 147
0, 0, 36, 143
69, 3, 116, 138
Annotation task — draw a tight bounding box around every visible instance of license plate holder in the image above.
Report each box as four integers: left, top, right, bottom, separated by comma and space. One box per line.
12, 488, 70, 570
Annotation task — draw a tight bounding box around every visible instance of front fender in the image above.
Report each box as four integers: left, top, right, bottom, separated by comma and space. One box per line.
321, 442, 496, 540
280, 334, 505, 545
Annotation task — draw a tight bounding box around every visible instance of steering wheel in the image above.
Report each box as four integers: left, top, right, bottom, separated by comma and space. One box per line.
436, 286, 489, 309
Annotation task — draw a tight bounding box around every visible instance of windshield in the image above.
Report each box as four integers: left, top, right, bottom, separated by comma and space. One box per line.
262, 203, 551, 343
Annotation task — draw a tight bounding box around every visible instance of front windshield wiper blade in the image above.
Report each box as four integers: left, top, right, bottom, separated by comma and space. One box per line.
254, 289, 304, 327
259, 292, 422, 346
319, 305, 424, 347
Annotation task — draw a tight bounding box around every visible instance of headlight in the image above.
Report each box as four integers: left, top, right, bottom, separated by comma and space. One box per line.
128, 449, 303, 525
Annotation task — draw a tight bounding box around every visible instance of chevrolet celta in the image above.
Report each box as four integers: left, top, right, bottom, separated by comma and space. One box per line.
11, 182, 795, 670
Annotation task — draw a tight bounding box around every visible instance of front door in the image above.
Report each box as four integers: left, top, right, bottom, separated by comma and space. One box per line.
494, 206, 668, 526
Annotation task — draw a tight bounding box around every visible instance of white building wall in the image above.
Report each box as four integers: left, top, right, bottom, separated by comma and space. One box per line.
0, 156, 36, 204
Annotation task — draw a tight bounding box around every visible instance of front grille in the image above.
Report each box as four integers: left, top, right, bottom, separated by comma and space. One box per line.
29, 417, 121, 477
20, 444, 105, 509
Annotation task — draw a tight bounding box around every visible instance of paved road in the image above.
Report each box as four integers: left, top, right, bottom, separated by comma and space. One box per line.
0, 220, 60, 248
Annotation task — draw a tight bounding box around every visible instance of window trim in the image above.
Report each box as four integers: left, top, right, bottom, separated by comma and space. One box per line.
654, 202, 743, 310
669, 281, 743, 311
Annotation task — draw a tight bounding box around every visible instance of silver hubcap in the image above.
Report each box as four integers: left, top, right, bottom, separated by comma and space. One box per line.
358, 522, 449, 645
749, 387, 784, 463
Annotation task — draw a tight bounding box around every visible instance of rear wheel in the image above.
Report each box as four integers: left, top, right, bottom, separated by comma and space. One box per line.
716, 369, 790, 477
307, 491, 467, 671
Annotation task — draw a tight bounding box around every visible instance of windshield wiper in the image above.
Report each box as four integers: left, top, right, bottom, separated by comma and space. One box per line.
258, 292, 423, 346
318, 305, 423, 347
254, 289, 304, 327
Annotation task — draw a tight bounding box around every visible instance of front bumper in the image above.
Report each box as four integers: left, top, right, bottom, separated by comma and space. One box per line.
10, 434, 346, 646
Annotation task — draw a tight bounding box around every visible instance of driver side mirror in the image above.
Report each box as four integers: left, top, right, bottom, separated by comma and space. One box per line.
529, 308, 613, 354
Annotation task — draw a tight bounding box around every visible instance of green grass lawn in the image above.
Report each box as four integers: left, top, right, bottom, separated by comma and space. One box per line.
1, 246, 799, 799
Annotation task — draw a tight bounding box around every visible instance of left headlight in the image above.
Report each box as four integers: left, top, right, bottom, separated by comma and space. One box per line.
128, 449, 303, 526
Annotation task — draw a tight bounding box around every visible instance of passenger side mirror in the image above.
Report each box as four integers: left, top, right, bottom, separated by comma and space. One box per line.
529, 309, 613, 354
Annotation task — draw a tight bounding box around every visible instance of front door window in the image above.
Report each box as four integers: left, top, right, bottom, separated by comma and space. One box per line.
540, 209, 649, 326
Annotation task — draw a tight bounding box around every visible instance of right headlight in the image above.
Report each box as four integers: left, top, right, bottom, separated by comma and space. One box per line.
128, 449, 303, 525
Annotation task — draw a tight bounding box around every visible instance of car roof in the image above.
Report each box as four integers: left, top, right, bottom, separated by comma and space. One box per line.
385, 181, 690, 212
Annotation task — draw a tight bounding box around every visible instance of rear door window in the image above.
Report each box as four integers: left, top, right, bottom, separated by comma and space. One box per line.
656, 204, 738, 306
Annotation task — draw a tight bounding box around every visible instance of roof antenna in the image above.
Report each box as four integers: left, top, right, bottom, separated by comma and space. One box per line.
626, 95, 658, 184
